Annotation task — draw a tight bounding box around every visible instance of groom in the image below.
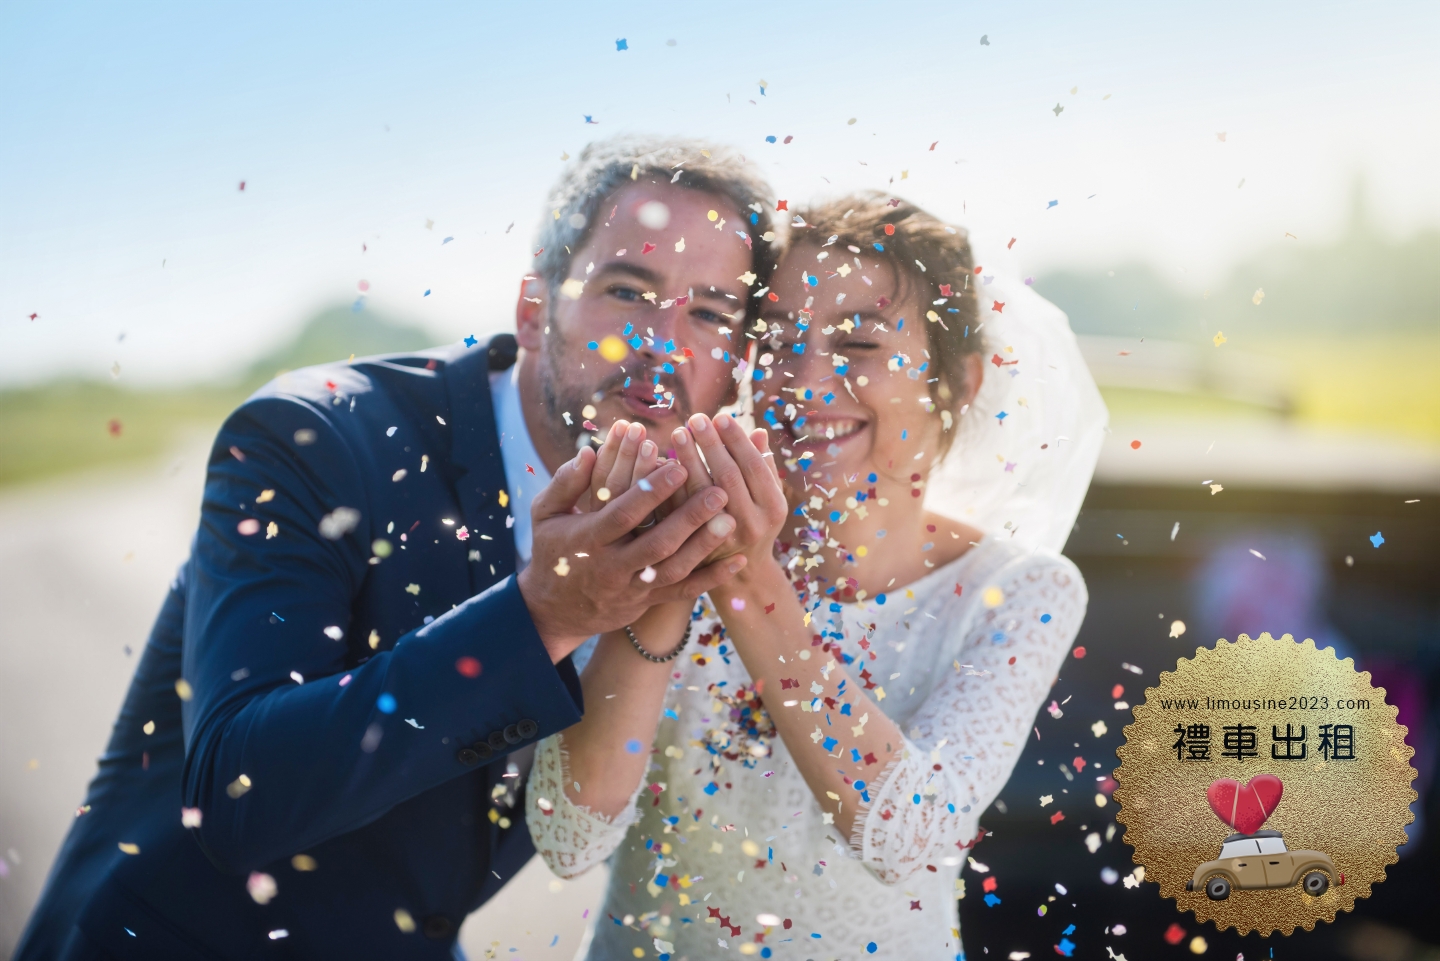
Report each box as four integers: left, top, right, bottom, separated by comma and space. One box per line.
18, 137, 775, 961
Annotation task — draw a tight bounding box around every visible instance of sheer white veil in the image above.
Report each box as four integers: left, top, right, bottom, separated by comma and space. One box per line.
923, 269, 1108, 554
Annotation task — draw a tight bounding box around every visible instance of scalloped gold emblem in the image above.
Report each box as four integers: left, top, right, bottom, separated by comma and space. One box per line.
1114, 633, 1416, 935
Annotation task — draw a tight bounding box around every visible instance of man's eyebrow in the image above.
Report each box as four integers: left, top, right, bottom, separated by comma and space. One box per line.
590, 261, 663, 286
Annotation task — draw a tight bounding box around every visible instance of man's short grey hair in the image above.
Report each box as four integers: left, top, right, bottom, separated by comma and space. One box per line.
534, 136, 777, 294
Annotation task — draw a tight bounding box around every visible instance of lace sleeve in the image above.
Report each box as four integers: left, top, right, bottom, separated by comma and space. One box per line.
851, 553, 1087, 884
525, 732, 644, 879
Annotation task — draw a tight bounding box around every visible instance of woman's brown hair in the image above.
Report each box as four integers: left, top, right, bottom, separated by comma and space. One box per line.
791, 192, 984, 458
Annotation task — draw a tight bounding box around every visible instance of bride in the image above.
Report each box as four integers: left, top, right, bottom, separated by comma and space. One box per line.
526, 193, 1104, 959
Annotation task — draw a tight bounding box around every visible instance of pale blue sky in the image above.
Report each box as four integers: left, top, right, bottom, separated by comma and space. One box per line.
3, 1, 1437, 385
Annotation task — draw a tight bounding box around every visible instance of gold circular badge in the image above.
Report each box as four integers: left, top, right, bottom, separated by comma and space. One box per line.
1114, 633, 1416, 935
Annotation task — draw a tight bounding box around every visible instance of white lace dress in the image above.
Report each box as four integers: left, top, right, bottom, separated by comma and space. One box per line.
526, 538, 1086, 960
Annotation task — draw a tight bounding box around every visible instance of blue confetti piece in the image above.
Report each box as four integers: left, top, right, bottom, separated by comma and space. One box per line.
1040, 613, 1052, 623
655, 873, 668, 887
1063, 925, 1075, 935
549, 935, 559, 947
866, 943, 878, 954
424, 289, 431, 297
1055, 938, 1075, 957
662, 362, 675, 374
663, 339, 675, 353
806, 274, 818, 287
587, 340, 598, 350
829, 510, 841, 522
983, 893, 1002, 906
615, 38, 628, 50
835, 365, 848, 375
625, 739, 643, 753
868, 472, 878, 482
752, 368, 765, 381
703, 781, 719, 795
872, 242, 884, 251
875, 593, 886, 605
629, 335, 643, 349
792, 343, 805, 354
913, 793, 922, 804
995, 411, 1008, 422
376, 693, 397, 714
896, 318, 904, 330
271, 612, 285, 622
1047, 199, 1059, 208
822, 736, 838, 751
1370, 531, 1385, 548
822, 392, 835, 404
442, 236, 453, 244
623, 322, 633, 336
765, 135, 777, 143
463, 335, 477, 347
853, 779, 866, 792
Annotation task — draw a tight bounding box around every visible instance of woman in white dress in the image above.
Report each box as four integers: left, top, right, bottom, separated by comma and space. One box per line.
526, 193, 1105, 960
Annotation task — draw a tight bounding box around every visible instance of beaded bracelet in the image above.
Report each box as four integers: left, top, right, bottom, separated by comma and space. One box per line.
624, 620, 693, 663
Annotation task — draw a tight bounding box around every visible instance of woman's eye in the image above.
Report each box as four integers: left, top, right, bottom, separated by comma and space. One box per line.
841, 340, 880, 351
690, 308, 721, 324
609, 286, 642, 302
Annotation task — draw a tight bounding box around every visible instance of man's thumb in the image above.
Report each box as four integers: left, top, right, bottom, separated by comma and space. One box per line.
531, 446, 594, 521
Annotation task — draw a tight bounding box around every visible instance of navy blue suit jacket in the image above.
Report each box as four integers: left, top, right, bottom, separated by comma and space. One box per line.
17, 336, 585, 960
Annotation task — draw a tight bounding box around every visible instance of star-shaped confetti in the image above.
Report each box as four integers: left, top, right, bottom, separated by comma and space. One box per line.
615, 38, 627, 51
463, 335, 477, 347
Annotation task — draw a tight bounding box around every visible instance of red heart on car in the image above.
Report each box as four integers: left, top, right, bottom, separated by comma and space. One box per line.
1207, 775, 1283, 834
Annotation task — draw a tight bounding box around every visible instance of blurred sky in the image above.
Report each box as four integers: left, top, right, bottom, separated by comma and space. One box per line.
2, 0, 1437, 386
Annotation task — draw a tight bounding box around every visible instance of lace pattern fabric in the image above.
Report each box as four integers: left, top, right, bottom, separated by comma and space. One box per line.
526, 538, 1087, 959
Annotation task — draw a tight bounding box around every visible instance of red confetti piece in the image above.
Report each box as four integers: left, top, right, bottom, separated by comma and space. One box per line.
883, 223, 895, 236
876, 296, 891, 309
929, 141, 939, 151
455, 656, 482, 678
982, 876, 998, 893
767, 292, 779, 302
1111, 684, 1124, 699
1164, 923, 1186, 945
775, 200, 788, 211
1073, 646, 1086, 658
1050, 810, 1065, 824
1129, 439, 1142, 449
1007, 237, 1017, 249
108, 419, 123, 437
939, 284, 952, 296
1073, 756, 1087, 772
1007, 656, 1017, 665
764, 602, 776, 614
641, 242, 657, 254
991, 300, 1005, 313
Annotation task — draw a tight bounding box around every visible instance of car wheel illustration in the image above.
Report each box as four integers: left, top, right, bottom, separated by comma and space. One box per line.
1205, 876, 1231, 901
1303, 871, 1329, 896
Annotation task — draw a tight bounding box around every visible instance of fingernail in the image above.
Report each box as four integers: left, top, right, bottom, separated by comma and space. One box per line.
689, 413, 709, 432
610, 420, 626, 438
704, 490, 726, 510
627, 422, 645, 441
640, 440, 655, 458
666, 466, 685, 485
715, 413, 732, 431
728, 558, 746, 574
672, 428, 689, 446
708, 514, 736, 536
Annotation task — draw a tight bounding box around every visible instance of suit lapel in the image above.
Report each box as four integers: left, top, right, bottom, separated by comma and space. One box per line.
444, 339, 518, 594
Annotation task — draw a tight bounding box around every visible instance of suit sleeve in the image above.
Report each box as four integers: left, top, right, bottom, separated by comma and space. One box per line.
179, 395, 582, 874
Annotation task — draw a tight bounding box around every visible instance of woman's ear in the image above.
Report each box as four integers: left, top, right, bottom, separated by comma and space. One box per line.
960, 351, 985, 407
515, 275, 548, 350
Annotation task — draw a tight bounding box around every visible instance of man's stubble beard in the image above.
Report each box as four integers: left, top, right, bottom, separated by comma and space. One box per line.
537, 322, 696, 451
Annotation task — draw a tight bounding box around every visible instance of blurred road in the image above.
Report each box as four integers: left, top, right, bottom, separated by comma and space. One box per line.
0, 440, 606, 960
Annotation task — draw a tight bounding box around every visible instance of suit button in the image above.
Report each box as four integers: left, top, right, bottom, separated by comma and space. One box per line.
516, 718, 538, 739
421, 915, 453, 940
456, 748, 479, 765
474, 741, 494, 761
487, 731, 507, 751
503, 724, 521, 745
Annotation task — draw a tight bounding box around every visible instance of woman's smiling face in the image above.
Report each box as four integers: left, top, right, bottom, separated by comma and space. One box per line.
761, 241, 949, 487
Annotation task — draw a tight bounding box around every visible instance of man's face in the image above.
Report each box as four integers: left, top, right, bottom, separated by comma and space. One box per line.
531, 182, 754, 446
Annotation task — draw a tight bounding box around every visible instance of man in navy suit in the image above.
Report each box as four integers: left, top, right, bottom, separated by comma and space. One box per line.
17, 137, 775, 960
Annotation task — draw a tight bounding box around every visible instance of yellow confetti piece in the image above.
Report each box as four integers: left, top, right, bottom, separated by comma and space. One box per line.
554, 557, 571, 577
368, 630, 380, 650
741, 839, 760, 856
598, 334, 629, 363
142, 720, 155, 735
707, 209, 719, 222
982, 586, 1004, 608
1213, 330, 1227, 346
265, 521, 278, 539
394, 909, 416, 933
497, 490, 509, 508
291, 854, 317, 871
256, 489, 275, 503
118, 842, 140, 855
1252, 288, 1265, 305
855, 546, 867, 557
404, 583, 421, 595
174, 678, 193, 701
226, 773, 252, 798
560, 278, 585, 300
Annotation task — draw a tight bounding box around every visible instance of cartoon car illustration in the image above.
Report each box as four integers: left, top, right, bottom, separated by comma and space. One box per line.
1185, 830, 1341, 900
